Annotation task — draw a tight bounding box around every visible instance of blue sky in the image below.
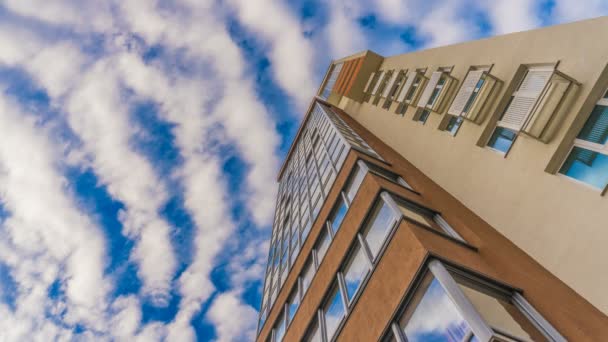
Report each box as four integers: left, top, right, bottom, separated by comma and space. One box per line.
0, 1, 606, 341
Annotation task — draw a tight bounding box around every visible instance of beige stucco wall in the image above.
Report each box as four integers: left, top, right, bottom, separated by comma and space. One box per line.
339, 16, 608, 314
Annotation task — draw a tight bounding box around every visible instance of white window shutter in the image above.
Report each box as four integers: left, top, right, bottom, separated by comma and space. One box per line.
396, 72, 416, 102
448, 70, 484, 116
363, 72, 376, 93
499, 69, 553, 130
381, 71, 399, 98
370, 71, 386, 95
417, 71, 442, 108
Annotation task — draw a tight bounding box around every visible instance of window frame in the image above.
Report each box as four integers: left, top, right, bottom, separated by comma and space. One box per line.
383, 260, 566, 342
558, 87, 608, 194
486, 63, 578, 155
383, 192, 466, 243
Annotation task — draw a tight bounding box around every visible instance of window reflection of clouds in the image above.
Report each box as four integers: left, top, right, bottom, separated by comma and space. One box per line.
402, 278, 472, 342
363, 201, 396, 258
343, 245, 370, 301
324, 288, 346, 340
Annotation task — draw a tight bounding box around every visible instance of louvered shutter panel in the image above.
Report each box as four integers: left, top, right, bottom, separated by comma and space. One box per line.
381, 71, 399, 98
370, 71, 386, 95
588, 113, 608, 144
417, 71, 443, 108
396, 72, 416, 102
363, 72, 376, 93
448, 70, 484, 116
499, 69, 552, 129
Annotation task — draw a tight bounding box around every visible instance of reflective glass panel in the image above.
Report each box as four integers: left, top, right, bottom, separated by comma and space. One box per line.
323, 285, 346, 340
275, 311, 286, 342
315, 230, 331, 265
329, 196, 348, 235
446, 116, 464, 136
301, 259, 315, 294
303, 318, 322, 342
559, 146, 608, 189
457, 281, 545, 341
345, 165, 366, 202
362, 199, 397, 259
343, 244, 370, 302
286, 288, 300, 323
488, 127, 517, 153
399, 275, 473, 342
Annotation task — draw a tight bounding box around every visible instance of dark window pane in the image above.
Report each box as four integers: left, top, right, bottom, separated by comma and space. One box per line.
275, 311, 286, 342
447, 116, 464, 135
418, 109, 431, 123
577, 105, 608, 145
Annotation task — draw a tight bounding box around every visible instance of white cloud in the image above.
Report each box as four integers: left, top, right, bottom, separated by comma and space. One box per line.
416, 0, 476, 48
551, 0, 608, 23
61, 58, 178, 306
2, 0, 114, 32
0, 94, 109, 337
207, 291, 258, 342
324, 0, 368, 58
481, 0, 541, 35
227, 0, 318, 109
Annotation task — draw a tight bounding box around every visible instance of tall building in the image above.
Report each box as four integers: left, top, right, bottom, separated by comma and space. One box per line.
257, 17, 608, 342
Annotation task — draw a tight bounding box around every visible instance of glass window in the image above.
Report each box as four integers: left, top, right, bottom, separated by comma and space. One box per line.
303, 317, 322, 342
342, 244, 371, 303
321, 63, 343, 100
286, 287, 300, 324
275, 311, 286, 342
396, 200, 442, 234
456, 281, 545, 341
560, 92, 608, 190
324, 172, 336, 193
577, 104, 608, 144
361, 199, 397, 259
559, 146, 608, 189
323, 285, 346, 340
417, 109, 431, 123
332, 144, 345, 163
487, 127, 517, 153
427, 77, 446, 106
406, 76, 421, 101
399, 274, 474, 342
345, 165, 366, 202
328, 196, 348, 235
388, 261, 564, 342
363, 162, 412, 190
259, 306, 268, 329
314, 229, 331, 265
446, 116, 464, 136
312, 196, 323, 217
301, 217, 312, 242
462, 77, 486, 115
301, 259, 315, 294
